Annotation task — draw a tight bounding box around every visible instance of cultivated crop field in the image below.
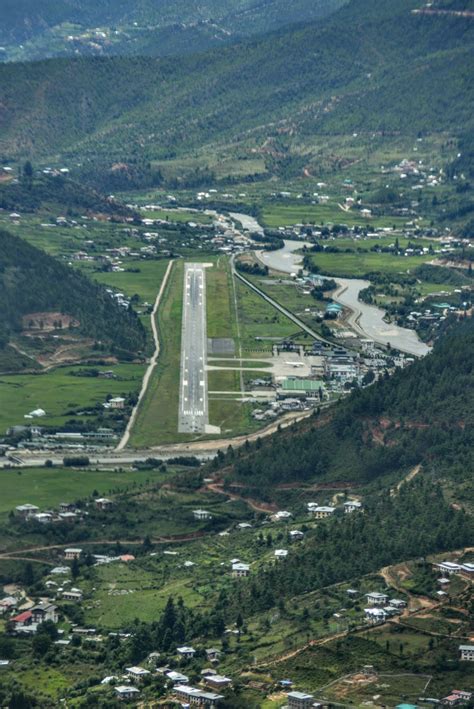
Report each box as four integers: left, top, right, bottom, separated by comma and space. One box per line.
0, 363, 144, 432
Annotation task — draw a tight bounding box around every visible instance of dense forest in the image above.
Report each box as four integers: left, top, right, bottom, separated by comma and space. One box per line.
0, 0, 472, 187
0, 229, 146, 355
0, 173, 133, 217
215, 317, 474, 493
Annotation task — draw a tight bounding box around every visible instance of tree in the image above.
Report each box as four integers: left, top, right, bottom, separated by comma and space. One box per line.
71, 557, 80, 580
32, 633, 52, 656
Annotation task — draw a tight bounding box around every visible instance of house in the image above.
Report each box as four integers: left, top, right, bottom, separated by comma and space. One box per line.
108, 397, 126, 409
10, 610, 33, 628
0, 597, 17, 613
119, 554, 135, 563
31, 603, 58, 624
443, 690, 472, 705
95, 497, 113, 510
271, 510, 292, 521
125, 666, 151, 681
460, 562, 474, 576
442, 693, 468, 706
232, 562, 250, 578
365, 592, 389, 606
389, 599, 407, 609
193, 509, 212, 520
174, 685, 223, 707
64, 548, 82, 560
32, 513, 53, 524
204, 674, 232, 690
344, 500, 362, 513
435, 561, 461, 575
15, 504, 39, 518
237, 522, 252, 529
62, 589, 83, 602
364, 608, 387, 623
311, 506, 336, 519
114, 686, 140, 701
459, 644, 474, 661
205, 648, 221, 662
59, 502, 75, 513
287, 691, 315, 708
177, 645, 196, 659
274, 549, 288, 560
58, 512, 78, 523
166, 670, 189, 684
289, 530, 304, 541
51, 566, 70, 575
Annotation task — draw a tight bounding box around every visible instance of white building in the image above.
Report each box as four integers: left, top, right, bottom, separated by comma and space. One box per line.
193, 509, 212, 520
64, 548, 82, 560
365, 592, 389, 606
311, 506, 336, 519
232, 562, 250, 578
344, 500, 362, 513
459, 644, 474, 661
125, 666, 151, 681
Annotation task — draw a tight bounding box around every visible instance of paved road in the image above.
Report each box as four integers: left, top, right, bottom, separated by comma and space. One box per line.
178, 264, 209, 433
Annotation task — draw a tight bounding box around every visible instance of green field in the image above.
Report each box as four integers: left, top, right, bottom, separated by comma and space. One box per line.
90, 259, 170, 304
0, 467, 155, 518
261, 202, 407, 229
206, 256, 239, 342
236, 279, 304, 352
0, 363, 144, 431
307, 250, 432, 277
128, 260, 184, 447
140, 208, 212, 224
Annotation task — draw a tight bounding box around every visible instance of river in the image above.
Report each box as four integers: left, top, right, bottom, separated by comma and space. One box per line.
252, 238, 431, 357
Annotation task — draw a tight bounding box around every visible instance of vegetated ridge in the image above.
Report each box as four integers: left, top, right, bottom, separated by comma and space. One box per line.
0, 0, 472, 188
217, 316, 474, 494
0, 228, 147, 358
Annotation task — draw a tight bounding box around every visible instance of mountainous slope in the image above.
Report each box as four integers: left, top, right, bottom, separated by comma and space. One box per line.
0, 0, 472, 185
0, 229, 146, 358
0, 0, 344, 61
0, 173, 133, 216
217, 316, 474, 496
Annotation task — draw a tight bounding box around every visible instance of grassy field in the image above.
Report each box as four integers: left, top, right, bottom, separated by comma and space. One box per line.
0, 467, 155, 518
208, 369, 241, 392
261, 203, 407, 229
90, 259, 170, 304
140, 208, 212, 224
0, 363, 144, 431
236, 279, 304, 352
128, 260, 184, 447
206, 256, 238, 343
307, 251, 432, 277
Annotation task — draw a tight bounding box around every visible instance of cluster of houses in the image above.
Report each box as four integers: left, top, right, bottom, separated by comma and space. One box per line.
306, 499, 363, 518
14, 497, 113, 526
100, 647, 232, 705
362, 591, 407, 624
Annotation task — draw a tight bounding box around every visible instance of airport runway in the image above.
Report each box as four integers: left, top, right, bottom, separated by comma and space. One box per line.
178, 263, 209, 433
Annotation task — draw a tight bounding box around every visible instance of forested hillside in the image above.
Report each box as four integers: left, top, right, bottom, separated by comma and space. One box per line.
0, 229, 146, 355
0, 173, 133, 216
0, 0, 343, 61
0, 0, 472, 183
219, 317, 474, 493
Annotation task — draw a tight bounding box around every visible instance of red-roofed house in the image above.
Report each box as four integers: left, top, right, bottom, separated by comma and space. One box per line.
120, 555, 135, 563
11, 610, 33, 628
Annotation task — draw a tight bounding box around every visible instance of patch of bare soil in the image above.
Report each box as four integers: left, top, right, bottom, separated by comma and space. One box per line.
22, 312, 79, 332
